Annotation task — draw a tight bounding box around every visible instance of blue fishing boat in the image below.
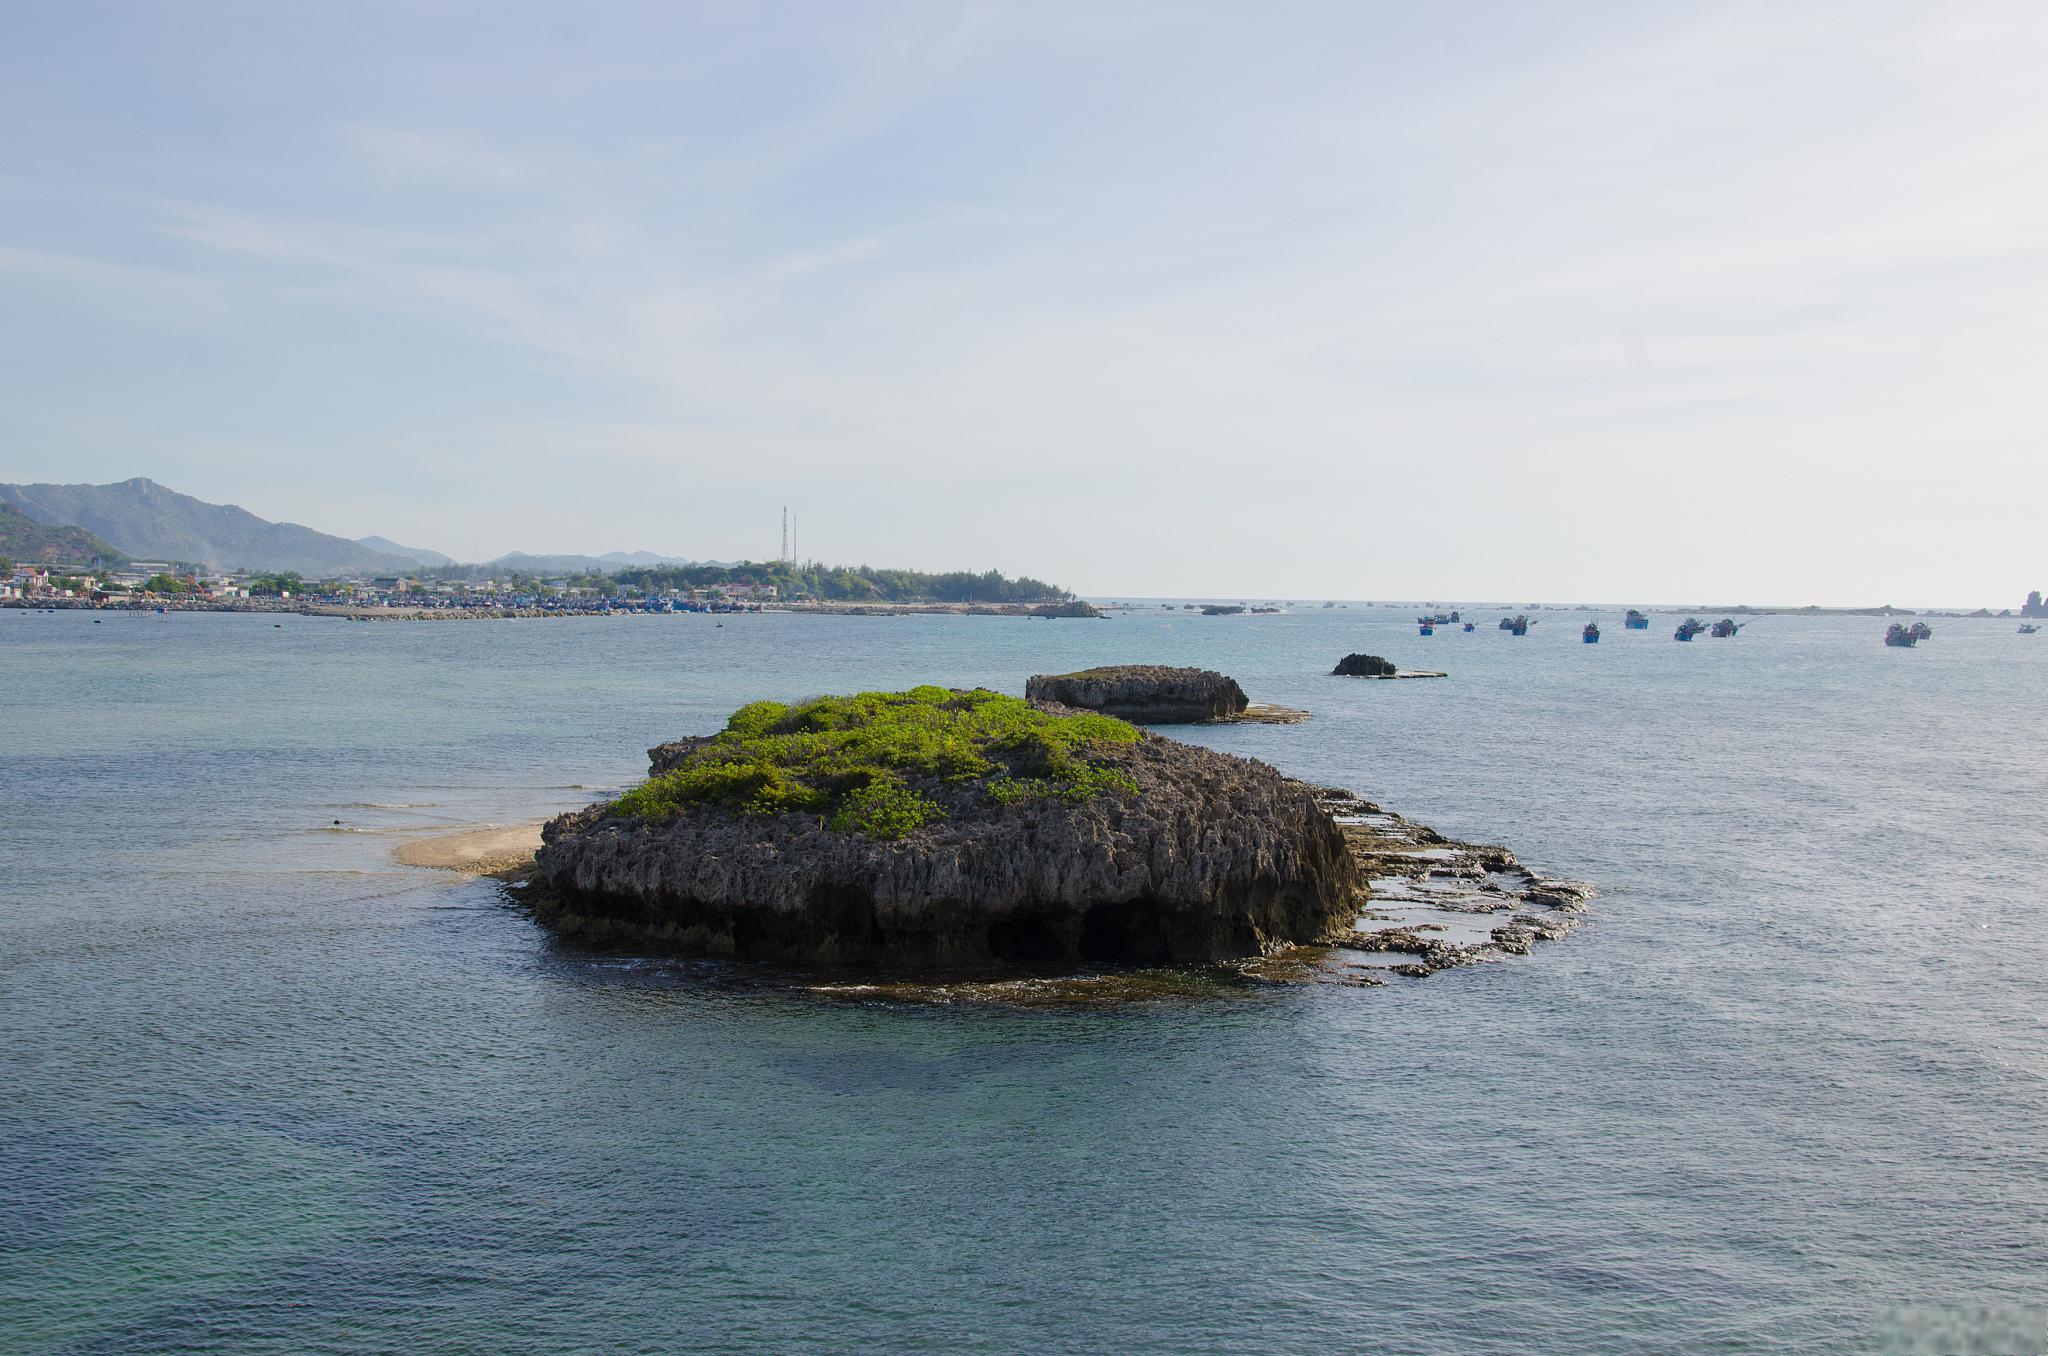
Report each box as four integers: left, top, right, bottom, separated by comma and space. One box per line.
1674, 617, 1707, 641
1908, 621, 1932, 641
1709, 618, 1744, 638
1462, 622, 1475, 632
1884, 623, 1917, 647
1624, 609, 1649, 630
1501, 614, 1531, 636
1418, 622, 1434, 636
1583, 622, 1600, 643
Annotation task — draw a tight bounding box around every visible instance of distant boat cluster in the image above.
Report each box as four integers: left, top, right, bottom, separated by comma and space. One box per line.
1884, 621, 1934, 647
1392, 609, 1986, 648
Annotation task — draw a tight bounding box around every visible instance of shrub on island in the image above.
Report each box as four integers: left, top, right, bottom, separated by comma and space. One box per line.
615, 687, 1140, 838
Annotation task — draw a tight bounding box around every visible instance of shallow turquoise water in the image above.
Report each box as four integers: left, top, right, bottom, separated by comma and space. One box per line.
4, 606, 2045, 1354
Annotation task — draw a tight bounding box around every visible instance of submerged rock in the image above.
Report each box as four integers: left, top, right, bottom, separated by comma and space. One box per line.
1024, 664, 1248, 724
534, 687, 1358, 965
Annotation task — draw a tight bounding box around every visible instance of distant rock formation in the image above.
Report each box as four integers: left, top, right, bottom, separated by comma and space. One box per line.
1201, 604, 1245, 616
1025, 665, 1248, 723
1029, 600, 1104, 619
1332, 653, 1396, 677
2024, 590, 2047, 619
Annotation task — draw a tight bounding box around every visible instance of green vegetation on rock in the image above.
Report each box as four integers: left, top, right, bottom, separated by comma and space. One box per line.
615, 687, 1142, 838
0, 502, 129, 566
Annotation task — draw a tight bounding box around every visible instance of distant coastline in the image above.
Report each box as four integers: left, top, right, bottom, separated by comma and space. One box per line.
2, 596, 1079, 620
5, 596, 2030, 621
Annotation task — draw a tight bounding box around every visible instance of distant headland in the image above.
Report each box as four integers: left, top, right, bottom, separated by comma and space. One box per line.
1, 477, 1072, 616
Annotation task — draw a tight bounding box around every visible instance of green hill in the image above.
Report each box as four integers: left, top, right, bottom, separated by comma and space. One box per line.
0, 502, 129, 566
0, 477, 412, 576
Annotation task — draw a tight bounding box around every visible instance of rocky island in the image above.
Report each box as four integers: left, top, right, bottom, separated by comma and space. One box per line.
535, 687, 1356, 965
1331, 653, 1448, 680
1023, 664, 1248, 723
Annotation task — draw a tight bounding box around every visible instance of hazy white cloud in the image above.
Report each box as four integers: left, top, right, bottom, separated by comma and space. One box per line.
1, 0, 2045, 602
338, 124, 530, 185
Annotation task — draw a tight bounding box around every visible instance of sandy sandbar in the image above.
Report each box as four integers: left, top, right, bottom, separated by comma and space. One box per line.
395, 823, 544, 875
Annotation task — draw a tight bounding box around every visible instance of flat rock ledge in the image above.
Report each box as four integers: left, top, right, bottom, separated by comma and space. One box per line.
1208, 702, 1311, 724
1305, 787, 1593, 979
1023, 665, 1248, 724
532, 732, 1359, 966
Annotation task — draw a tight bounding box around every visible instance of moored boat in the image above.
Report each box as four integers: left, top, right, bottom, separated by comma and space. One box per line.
1908, 621, 1932, 641
1500, 614, 1531, 635
1624, 609, 1649, 630
1582, 623, 1600, 643
1884, 623, 1917, 647
2022, 623, 2041, 634
1709, 618, 1743, 638
1674, 617, 1707, 641
1418, 621, 1434, 635
1462, 622, 1475, 632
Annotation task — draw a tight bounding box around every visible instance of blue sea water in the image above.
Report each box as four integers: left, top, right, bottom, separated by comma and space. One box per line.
3, 605, 2045, 1355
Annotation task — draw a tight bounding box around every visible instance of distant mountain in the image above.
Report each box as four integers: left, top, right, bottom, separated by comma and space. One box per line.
356, 535, 453, 568
0, 502, 130, 566
600, 550, 684, 566
482, 550, 693, 575
0, 478, 415, 576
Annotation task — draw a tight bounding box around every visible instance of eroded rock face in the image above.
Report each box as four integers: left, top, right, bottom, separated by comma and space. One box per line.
533, 734, 1358, 966
1023, 665, 1248, 724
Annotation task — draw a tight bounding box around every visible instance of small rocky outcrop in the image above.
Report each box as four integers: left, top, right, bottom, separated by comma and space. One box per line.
1024, 665, 1248, 724
1030, 600, 1104, 619
1332, 653, 1396, 677
533, 688, 1358, 966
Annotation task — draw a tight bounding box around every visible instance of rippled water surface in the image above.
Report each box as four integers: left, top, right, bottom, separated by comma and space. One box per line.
4, 605, 2046, 1354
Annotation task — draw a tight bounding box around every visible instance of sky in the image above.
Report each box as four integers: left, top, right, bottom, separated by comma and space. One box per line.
3, 1, 2045, 605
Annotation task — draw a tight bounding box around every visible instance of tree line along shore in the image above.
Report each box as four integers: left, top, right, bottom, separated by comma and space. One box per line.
1, 559, 1075, 616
